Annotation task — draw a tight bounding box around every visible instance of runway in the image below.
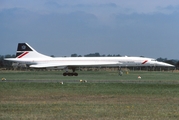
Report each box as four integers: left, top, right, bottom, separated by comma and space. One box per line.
1, 79, 179, 84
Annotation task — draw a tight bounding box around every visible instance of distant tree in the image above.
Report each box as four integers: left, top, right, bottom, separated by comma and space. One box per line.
157, 57, 177, 66
71, 54, 82, 57
0, 61, 3, 67
94, 53, 100, 57
107, 54, 121, 57
4, 54, 13, 58
165, 60, 177, 66
115, 54, 121, 57
71, 54, 78, 57
2, 54, 16, 69
176, 61, 179, 69
84, 52, 100, 57
0, 55, 4, 67
107, 54, 113, 57
157, 57, 167, 62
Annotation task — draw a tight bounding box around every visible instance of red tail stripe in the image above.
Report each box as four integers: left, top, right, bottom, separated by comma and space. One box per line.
18, 52, 29, 58
142, 60, 148, 64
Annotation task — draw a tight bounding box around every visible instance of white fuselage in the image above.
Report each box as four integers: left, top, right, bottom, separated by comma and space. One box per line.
4, 43, 174, 76
7, 56, 173, 68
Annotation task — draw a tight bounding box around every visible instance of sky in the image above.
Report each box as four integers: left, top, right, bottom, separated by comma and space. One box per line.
0, 0, 179, 59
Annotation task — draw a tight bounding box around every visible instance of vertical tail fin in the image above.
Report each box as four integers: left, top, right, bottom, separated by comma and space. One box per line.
16, 43, 51, 58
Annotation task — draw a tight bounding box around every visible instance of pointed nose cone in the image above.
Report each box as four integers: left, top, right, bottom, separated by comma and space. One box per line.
156, 61, 175, 67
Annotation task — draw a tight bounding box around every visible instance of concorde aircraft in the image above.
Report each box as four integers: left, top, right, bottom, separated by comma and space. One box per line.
4, 43, 174, 76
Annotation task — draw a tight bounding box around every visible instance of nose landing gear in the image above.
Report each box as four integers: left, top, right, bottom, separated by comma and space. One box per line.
118, 67, 123, 76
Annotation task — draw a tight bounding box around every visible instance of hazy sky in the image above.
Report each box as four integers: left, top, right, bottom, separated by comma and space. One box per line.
1, 0, 179, 59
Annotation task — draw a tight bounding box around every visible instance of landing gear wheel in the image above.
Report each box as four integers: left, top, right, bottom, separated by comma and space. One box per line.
63, 72, 78, 76
73, 72, 78, 76
68, 73, 73, 76
63, 72, 67, 76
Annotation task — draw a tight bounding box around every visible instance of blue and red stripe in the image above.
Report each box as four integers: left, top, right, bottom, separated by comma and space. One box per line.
17, 52, 29, 58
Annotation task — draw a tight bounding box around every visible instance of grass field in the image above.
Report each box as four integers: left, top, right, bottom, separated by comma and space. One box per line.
0, 70, 179, 120
0, 70, 179, 81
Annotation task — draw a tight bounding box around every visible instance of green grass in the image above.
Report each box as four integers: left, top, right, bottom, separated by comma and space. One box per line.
1, 70, 179, 119
0, 70, 179, 81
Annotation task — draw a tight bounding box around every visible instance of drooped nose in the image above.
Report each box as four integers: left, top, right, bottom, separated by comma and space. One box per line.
156, 61, 174, 67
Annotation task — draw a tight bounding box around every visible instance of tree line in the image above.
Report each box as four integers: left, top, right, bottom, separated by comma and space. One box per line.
0, 54, 16, 69
71, 53, 121, 57
0, 53, 179, 69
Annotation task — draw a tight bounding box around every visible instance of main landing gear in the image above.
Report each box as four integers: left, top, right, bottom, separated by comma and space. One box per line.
63, 67, 78, 76
63, 72, 78, 76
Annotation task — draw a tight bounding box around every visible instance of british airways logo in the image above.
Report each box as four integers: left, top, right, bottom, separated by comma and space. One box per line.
21, 45, 26, 50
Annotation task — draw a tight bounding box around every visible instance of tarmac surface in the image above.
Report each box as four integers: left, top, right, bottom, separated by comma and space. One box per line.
1, 79, 179, 84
